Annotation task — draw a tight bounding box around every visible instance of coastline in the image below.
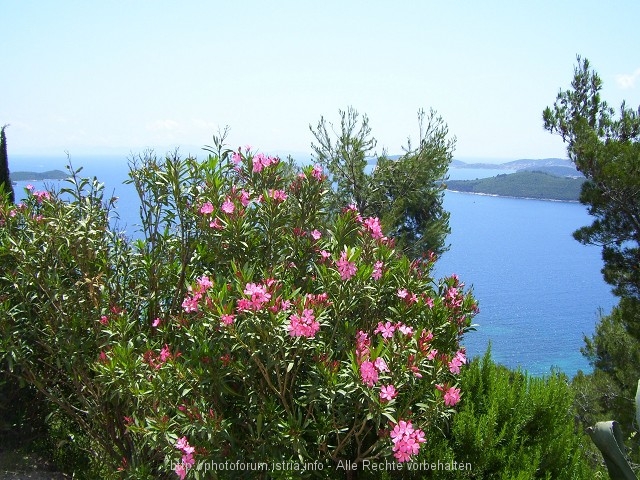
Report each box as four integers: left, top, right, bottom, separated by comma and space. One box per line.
445, 188, 580, 203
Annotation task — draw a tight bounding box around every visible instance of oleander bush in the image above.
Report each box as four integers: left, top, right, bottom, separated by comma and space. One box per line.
0, 143, 478, 479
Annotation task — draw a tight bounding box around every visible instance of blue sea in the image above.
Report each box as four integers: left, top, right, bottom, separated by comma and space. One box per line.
9, 155, 616, 377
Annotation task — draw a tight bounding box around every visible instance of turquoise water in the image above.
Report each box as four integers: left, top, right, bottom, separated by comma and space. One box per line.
10, 157, 615, 377
435, 170, 615, 376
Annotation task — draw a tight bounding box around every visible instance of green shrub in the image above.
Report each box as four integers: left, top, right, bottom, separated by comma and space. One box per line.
413, 349, 604, 479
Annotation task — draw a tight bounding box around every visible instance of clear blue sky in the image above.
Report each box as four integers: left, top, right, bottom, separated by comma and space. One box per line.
3, 1, 639, 160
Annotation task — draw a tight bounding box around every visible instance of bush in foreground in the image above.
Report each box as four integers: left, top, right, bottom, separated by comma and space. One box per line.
0, 144, 477, 478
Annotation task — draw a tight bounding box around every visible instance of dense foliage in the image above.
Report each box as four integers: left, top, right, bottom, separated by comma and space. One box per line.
310, 107, 454, 258
446, 170, 585, 201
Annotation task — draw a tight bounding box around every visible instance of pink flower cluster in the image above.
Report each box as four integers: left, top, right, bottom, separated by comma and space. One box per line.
311, 164, 324, 180
396, 288, 419, 305
379, 384, 397, 402
199, 202, 214, 215
221, 197, 235, 214
363, 216, 384, 240
374, 320, 414, 339
371, 260, 384, 280
437, 384, 461, 406
359, 361, 378, 387
252, 153, 279, 173
390, 420, 426, 462
237, 282, 272, 312
355, 330, 370, 361
182, 276, 214, 313
143, 344, 173, 370
448, 349, 467, 374
288, 308, 320, 338
220, 313, 235, 326
359, 357, 390, 387
174, 436, 195, 479
336, 251, 357, 281
32, 189, 51, 204
268, 189, 288, 202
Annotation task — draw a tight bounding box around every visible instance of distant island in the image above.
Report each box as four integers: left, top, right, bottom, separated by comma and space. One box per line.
10, 170, 68, 182
446, 170, 585, 202
452, 157, 584, 179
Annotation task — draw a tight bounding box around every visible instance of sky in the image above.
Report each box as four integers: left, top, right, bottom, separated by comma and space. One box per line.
3, 1, 640, 162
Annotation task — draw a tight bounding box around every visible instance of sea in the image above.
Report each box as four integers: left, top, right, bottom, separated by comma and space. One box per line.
8, 154, 617, 378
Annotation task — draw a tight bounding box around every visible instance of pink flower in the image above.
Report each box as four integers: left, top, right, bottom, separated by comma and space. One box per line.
26, 184, 34, 191
397, 288, 408, 299
199, 202, 214, 214
310, 229, 322, 241
231, 151, 242, 164
380, 384, 397, 402
197, 276, 213, 291
99, 315, 109, 325
320, 250, 331, 261
242, 282, 271, 311
152, 318, 161, 327
221, 198, 235, 214
252, 153, 279, 173
448, 350, 467, 374
390, 420, 414, 443
174, 463, 187, 480
336, 251, 357, 281
220, 314, 235, 326
359, 360, 378, 387
426, 348, 438, 360
389, 420, 426, 463
240, 190, 251, 207
288, 308, 320, 338
374, 357, 389, 373
374, 321, 395, 339
397, 323, 414, 336
371, 260, 384, 280
443, 386, 461, 406
355, 330, 370, 360
182, 294, 201, 313
455, 349, 467, 364
182, 453, 195, 468
269, 189, 288, 202
311, 164, 323, 180
363, 216, 384, 239
159, 344, 172, 362
33, 190, 51, 203
209, 218, 224, 230
175, 436, 195, 454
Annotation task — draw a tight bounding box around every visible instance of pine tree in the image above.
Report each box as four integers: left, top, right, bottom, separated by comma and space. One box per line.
310, 107, 454, 257
0, 125, 15, 203
544, 57, 640, 457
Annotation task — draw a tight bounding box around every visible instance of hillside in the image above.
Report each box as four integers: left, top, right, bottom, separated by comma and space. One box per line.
446, 170, 585, 201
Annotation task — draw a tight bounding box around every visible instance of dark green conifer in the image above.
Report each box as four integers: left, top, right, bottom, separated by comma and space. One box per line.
0, 125, 15, 203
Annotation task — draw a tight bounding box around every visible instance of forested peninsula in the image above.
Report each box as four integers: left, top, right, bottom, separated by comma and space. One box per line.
446, 170, 585, 202
10, 169, 67, 182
